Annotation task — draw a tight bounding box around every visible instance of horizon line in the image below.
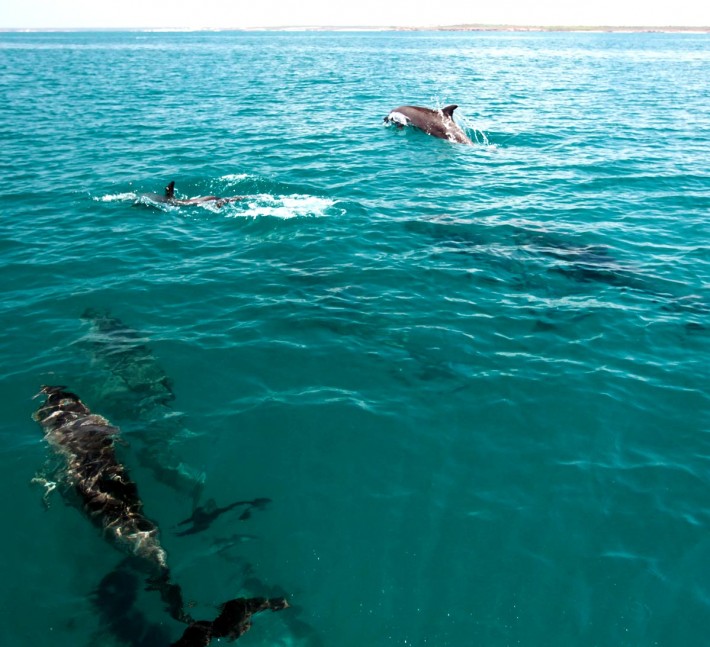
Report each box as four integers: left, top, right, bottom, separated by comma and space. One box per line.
2, 24, 709, 33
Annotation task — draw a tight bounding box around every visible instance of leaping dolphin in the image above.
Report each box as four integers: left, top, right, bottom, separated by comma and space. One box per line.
384, 105, 473, 145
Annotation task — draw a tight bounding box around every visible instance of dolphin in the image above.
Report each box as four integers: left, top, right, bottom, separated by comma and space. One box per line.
140, 181, 245, 208
80, 308, 205, 506
384, 105, 473, 145
33, 386, 287, 646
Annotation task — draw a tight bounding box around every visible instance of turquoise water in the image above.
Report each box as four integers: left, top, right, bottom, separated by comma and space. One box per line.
1, 29, 709, 646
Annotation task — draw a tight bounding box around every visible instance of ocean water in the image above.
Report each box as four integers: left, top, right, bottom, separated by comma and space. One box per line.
0, 29, 709, 646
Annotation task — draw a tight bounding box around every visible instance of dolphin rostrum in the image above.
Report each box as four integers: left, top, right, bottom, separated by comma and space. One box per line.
33, 385, 287, 646
384, 105, 473, 145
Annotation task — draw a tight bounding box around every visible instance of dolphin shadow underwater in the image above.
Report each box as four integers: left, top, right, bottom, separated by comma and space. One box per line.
384, 105, 473, 145
33, 386, 288, 647
91, 558, 172, 646
138, 181, 245, 208
175, 497, 272, 537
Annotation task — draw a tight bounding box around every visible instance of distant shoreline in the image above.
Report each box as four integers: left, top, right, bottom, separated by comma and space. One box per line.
1, 25, 709, 33
426, 24, 710, 33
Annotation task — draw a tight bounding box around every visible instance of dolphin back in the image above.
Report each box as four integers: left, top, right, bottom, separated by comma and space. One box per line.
34, 385, 169, 568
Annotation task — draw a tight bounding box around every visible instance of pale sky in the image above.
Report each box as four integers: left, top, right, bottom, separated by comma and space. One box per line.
1, 0, 708, 29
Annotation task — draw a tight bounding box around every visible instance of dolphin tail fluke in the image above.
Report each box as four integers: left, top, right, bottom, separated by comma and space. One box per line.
441, 105, 458, 118
165, 181, 176, 199
171, 597, 289, 646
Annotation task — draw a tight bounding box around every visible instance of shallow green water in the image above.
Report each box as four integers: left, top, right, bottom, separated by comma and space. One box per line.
0, 30, 708, 646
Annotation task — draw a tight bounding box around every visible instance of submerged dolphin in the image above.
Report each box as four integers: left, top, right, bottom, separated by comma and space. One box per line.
80, 308, 205, 505
140, 181, 245, 208
384, 105, 473, 145
33, 386, 287, 646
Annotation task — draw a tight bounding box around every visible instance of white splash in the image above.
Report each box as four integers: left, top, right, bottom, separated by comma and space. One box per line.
219, 173, 250, 182
227, 194, 338, 219
455, 112, 495, 148
94, 192, 137, 202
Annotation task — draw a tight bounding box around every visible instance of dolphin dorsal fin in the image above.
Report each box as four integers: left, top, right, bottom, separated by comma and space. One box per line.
441, 105, 458, 118
165, 181, 175, 199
